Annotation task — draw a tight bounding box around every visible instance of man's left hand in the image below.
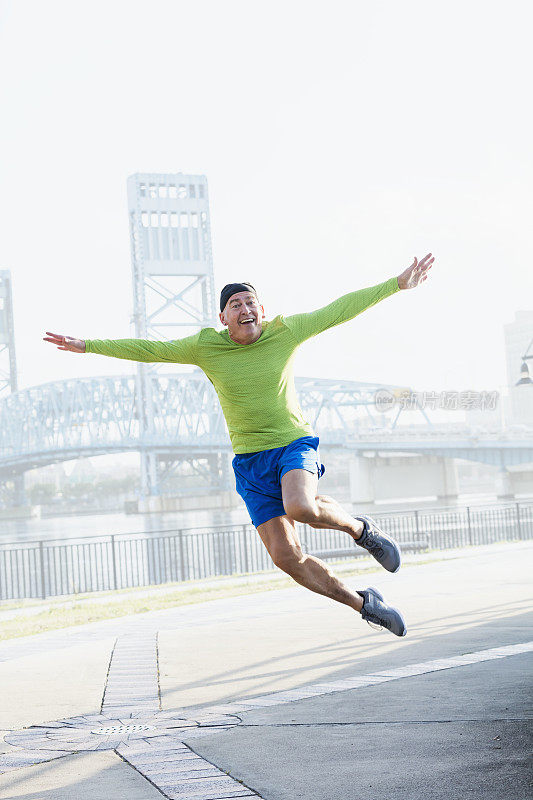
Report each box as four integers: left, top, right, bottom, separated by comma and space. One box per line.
397, 252, 434, 290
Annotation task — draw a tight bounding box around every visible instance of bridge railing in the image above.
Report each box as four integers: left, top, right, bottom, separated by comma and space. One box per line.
1, 500, 532, 601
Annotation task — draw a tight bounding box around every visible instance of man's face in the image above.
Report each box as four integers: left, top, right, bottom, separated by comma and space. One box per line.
219, 291, 265, 344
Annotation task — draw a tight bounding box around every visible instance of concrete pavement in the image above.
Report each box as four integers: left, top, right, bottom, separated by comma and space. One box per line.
186, 627, 532, 800
0, 540, 531, 799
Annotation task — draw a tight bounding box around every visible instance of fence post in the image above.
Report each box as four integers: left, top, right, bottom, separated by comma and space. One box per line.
110, 535, 118, 590
414, 509, 420, 538
178, 530, 186, 581
39, 540, 47, 599
241, 525, 249, 574
466, 506, 472, 546
516, 503, 522, 540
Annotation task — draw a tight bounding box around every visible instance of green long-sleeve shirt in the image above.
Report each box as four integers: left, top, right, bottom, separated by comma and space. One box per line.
86, 276, 400, 453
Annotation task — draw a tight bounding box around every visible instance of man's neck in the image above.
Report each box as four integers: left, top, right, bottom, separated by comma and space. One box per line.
228, 328, 263, 345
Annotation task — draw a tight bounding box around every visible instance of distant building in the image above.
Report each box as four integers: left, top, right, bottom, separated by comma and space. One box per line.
68, 458, 97, 484
25, 463, 67, 490
504, 310, 533, 426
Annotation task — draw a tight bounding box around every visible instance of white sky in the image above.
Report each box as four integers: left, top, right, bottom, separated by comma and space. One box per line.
1, 0, 532, 396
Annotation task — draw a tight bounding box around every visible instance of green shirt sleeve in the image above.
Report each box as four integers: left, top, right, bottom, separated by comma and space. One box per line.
282, 276, 400, 344
85, 331, 201, 364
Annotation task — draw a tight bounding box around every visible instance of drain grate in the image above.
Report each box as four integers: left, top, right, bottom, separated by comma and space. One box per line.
91, 725, 157, 736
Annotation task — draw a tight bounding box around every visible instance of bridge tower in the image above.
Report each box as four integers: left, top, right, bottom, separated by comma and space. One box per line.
0, 270, 24, 505
0, 271, 17, 396
127, 172, 219, 498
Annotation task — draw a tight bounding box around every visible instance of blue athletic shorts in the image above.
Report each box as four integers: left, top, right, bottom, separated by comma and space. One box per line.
232, 435, 326, 529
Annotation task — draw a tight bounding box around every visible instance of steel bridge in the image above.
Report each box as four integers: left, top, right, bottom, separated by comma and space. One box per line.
3, 172, 531, 502
1, 373, 532, 488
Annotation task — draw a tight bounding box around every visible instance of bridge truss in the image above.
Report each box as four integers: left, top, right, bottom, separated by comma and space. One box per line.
1, 374, 532, 493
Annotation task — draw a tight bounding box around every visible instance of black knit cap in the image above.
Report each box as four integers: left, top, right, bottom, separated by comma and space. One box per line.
219, 282, 258, 312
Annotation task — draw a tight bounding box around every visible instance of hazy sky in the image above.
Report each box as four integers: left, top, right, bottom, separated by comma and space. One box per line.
1, 0, 532, 398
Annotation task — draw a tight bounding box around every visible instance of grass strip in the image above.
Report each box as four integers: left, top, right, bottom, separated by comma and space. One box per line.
0, 556, 453, 641
1, 578, 292, 640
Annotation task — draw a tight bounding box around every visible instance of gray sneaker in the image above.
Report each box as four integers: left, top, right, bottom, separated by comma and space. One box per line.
355, 514, 401, 573
359, 586, 407, 637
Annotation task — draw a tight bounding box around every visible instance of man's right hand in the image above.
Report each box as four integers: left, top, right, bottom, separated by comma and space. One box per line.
43, 332, 86, 353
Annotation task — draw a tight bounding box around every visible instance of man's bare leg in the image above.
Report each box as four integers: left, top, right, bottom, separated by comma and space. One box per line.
256, 514, 364, 613
281, 469, 363, 541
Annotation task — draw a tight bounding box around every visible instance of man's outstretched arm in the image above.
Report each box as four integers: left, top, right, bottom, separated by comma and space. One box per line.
397, 252, 434, 290
283, 252, 434, 344
43, 333, 87, 353
42, 332, 200, 364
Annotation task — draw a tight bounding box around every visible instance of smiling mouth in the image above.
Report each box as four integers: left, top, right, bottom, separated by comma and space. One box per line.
240, 319, 255, 325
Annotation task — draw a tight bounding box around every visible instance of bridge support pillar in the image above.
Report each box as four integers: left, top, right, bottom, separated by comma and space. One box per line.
348, 457, 375, 505
221, 450, 235, 491
504, 468, 533, 497
140, 451, 160, 498
349, 455, 460, 505
13, 475, 26, 506
206, 452, 234, 491
496, 469, 514, 501
436, 458, 460, 503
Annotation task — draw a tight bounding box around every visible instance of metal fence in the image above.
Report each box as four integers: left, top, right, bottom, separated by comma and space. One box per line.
1, 500, 532, 601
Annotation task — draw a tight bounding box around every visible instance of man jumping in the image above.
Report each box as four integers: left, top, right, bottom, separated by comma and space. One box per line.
44, 252, 434, 637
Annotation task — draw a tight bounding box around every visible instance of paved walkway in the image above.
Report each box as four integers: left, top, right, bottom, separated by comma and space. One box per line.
0, 541, 531, 799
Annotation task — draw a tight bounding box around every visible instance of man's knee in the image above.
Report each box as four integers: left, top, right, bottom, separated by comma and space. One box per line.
284, 499, 320, 525
316, 493, 334, 505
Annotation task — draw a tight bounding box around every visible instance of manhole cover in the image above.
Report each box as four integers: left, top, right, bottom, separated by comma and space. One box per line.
91, 725, 157, 735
